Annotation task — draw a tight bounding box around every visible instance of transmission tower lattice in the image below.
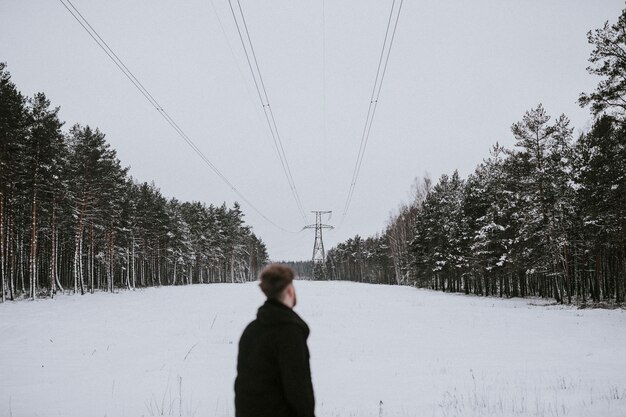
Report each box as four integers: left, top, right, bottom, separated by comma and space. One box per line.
303, 211, 333, 279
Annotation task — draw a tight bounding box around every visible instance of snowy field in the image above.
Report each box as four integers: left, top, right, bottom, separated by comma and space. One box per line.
1, 281, 626, 417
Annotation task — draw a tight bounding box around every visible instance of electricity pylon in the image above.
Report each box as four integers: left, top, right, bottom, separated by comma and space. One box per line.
303, 211, 333, 279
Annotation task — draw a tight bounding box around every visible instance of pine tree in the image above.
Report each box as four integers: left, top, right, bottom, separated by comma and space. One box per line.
579, 7, 626, 121
67, 125, 126, 294
23, 93, 65, 299
573, 116, 626, 302
509, 104, 574, 302
464, 145, 511, 296
0, 63, 28, 301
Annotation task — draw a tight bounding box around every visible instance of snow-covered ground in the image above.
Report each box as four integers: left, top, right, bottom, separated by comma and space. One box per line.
1, 281, 625, 417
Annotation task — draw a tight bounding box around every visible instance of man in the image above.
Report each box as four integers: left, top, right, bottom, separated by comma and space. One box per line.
235, 263, 315, 417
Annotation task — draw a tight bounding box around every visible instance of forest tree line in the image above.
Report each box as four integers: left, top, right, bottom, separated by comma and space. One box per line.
0, 63, 268, 301
324, 8, 626, 305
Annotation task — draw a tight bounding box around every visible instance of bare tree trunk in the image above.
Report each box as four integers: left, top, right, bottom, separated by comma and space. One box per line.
109, 229, 115, 293
29, 190, 37, 300
231, 255, 235, 284
19, 233, 25, 294
594, 252, 601, 302
104, 229, 109, 292
8, 214, 15, 300
74, 222, 86, 296
131, 234, 136, 289
53, 223, 63, 292
73, 234, 79, 295
149, 246, 154, 287
105, 232, 108, 292
126, 246, 131, 289
78, 230, 85, 295
89, 223, 94, 293
562, 245, 572, 304
157, 241, 161, 286
50, 203, 57, 298
141, 257, 145, 286
615, 240, 626, 303
109, 230, 113, 292
74, 196, 87, 295
552, 266, 562, 304
1, 193, 5, 302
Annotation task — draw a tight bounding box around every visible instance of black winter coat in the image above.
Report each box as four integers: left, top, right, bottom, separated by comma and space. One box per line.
235, 299, 315, 417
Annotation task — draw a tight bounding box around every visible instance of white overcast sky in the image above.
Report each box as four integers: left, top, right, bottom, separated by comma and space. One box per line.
1, 0, 622, 261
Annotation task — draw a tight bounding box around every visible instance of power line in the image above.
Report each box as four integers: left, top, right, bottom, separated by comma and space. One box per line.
322, 0, 328, 184
58, 0, 299, 234
229, 0, 308, 224
209, 0, 304, 207
338, 0, 404, 229
227, 0, 308, 224
209, 0, 273, 131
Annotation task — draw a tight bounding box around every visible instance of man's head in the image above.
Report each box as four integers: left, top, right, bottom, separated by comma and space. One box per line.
259, 263, 297, 308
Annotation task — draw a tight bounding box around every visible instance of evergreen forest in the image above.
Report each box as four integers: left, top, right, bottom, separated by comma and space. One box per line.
2, 7, 626, 308
324, 9, 626, 306
0, 63, 268, 301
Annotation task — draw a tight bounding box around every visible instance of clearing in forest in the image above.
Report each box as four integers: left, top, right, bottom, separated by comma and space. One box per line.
1, 281, 625, 417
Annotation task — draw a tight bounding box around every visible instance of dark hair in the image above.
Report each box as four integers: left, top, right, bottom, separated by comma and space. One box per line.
259, 264, 295, 299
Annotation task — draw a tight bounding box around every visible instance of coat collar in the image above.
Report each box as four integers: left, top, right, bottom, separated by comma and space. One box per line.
257, 299, 310, 337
